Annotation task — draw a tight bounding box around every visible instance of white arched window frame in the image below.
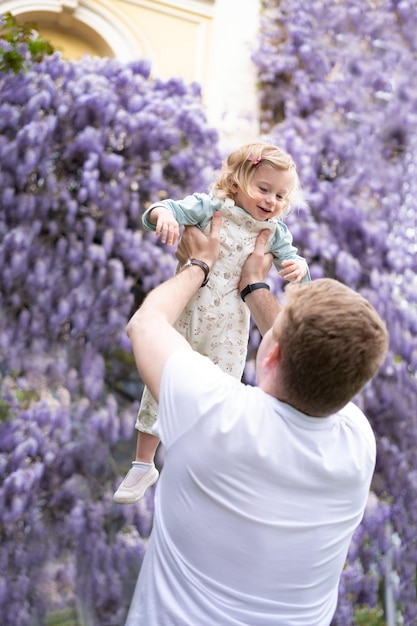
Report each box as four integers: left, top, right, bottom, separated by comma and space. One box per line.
0, 0, 150, 62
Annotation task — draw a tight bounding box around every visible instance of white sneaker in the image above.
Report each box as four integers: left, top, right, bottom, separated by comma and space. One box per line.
113, 465, 159, 504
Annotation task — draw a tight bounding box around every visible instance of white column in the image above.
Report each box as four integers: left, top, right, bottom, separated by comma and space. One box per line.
205, 0, 261, 152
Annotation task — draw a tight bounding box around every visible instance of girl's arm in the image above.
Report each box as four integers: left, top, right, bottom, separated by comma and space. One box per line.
142, 194, 221, 242
270, 221, 311, 283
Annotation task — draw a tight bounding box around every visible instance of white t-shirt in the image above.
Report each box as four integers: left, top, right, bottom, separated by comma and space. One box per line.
125, 350, 376, 626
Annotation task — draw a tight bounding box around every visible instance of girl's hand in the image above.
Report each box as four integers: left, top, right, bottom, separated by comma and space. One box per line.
155, 209, 180, 245
279, 259, 307, 283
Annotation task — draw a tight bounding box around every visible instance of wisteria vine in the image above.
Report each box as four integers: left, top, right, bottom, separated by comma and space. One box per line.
1, 2, 417, 624
252, 1, 417, 623
0, 43, 221, 625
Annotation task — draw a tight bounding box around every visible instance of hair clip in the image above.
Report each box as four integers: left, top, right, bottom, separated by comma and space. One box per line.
247, 155, 262, 167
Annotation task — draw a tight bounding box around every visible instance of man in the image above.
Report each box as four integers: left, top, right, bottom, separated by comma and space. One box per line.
125, 213, 388, 626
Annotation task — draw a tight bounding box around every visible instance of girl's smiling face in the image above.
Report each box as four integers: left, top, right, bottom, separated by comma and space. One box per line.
233, 165, 292, 221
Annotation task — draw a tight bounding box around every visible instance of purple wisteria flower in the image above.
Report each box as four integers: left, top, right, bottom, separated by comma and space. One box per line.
0, 46, 221, 624
252, 1, 417, 622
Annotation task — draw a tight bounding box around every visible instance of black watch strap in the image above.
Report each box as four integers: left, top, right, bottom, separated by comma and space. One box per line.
240, 282, 270, 302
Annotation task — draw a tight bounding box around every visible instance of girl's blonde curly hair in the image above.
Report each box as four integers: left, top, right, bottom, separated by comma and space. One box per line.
210, 142, 304, 219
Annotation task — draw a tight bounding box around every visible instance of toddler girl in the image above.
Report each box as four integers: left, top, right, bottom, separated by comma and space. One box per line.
113, 142, 310, 503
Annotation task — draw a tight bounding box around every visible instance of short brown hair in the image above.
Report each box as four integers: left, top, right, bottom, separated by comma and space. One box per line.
274, 278, 389, 416
210, 142, 304, 217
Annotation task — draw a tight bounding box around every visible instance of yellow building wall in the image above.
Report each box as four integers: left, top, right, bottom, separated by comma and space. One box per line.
10, 1, 214, 91
110, 1, 213, 84
3, 0, 260, 146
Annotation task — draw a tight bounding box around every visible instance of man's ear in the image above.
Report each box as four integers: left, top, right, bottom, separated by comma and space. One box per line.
263, 342, 280, 367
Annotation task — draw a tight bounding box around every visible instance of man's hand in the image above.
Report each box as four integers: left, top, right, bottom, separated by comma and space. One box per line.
238, 229, 273, 292
176, 211, 222, 270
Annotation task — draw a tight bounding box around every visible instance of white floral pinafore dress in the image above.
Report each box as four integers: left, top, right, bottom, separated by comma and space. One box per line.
135, 200, 277, 433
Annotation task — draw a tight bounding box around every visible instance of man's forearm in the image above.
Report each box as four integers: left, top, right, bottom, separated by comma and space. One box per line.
138, 263, 207, 326
235, 228, 281, 335
126, 263, 209, 403
243, 287, 281, 336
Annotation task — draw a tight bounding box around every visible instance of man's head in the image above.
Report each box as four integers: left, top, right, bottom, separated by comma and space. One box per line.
258, 278, 389, 416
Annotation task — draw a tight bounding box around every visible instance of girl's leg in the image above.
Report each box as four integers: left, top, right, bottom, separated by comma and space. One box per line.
135, 430, 160, 463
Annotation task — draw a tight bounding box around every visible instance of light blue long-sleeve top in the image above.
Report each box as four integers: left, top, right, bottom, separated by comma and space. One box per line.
142, 192, 310, 281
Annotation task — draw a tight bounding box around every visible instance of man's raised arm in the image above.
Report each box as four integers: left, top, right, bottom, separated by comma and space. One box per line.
237, 229, 282, 336
177, 225, 282, 337
126, 212, 222, 404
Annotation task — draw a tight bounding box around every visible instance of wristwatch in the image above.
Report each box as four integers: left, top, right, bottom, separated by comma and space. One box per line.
181, 258, 210, 286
